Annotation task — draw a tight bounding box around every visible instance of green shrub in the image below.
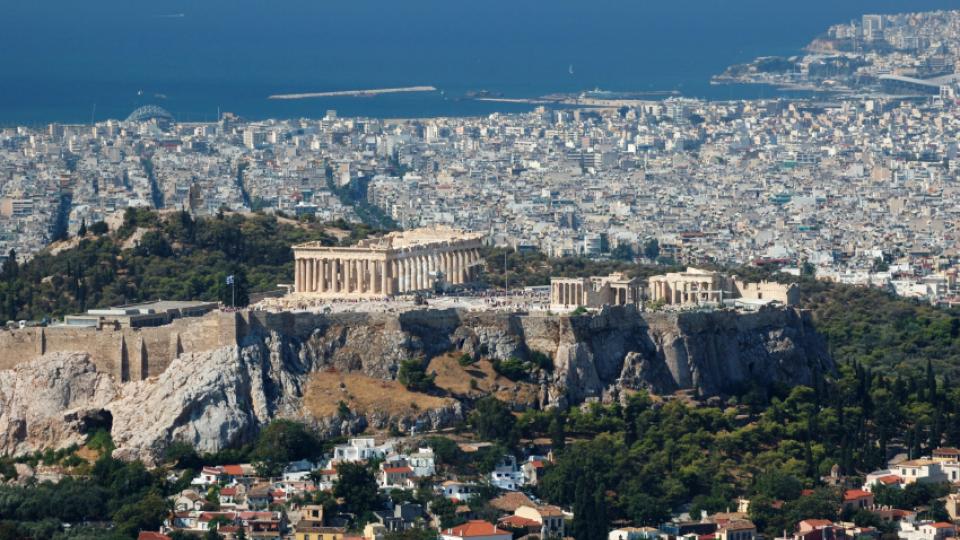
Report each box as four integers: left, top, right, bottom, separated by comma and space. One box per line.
398, 359, 436, 391
492, 357, 528, 381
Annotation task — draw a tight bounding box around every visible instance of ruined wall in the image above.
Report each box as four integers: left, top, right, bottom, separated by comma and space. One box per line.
0, 312, 235, 381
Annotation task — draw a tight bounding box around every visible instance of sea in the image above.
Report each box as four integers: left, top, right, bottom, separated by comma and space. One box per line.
1, 0, 959, 125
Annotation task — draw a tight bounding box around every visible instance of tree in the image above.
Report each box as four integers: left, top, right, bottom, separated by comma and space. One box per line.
470, 397, 516, 444
112, 493, 169, 538
164, 441, 202, 470
333, 462, 381, 522
429, 496, 460, 529
642, 239, 660, 261
250, 420, 323, 477
77, 220, 88, 237
1, 249, 17, 281
89, 220, 109, 235
549, 410, 566, 451
398, 359, 435, 391
610, 244, 635, 262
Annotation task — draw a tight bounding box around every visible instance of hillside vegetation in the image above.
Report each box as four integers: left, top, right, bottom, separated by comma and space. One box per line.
0, 209, 385, 321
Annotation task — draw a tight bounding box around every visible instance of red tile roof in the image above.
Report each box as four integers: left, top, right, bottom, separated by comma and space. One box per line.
221, 464, 245, 476
843, 489, 873, 501
444, 520, 510, 538
382, 466, 413, 474
498, 515, 540, 528
138, 533, 172, 540
932, 523, 956, 529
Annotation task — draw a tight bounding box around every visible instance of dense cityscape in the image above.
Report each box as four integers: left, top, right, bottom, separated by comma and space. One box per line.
6, 62, 960, 303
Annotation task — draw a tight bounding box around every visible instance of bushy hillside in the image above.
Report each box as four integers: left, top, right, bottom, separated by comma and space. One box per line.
0, 209, 383, 321
799, 279, 960, 378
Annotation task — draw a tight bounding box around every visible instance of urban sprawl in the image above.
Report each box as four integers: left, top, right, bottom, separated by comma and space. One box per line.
5, 11, 960, 308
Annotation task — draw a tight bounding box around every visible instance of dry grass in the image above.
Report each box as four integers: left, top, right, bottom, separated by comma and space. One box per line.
303, 369, 454, 418
428, 354, 539, 404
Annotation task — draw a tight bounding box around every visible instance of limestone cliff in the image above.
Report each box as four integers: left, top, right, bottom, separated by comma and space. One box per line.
0, 352, 116, 456
248, 306, 832, 405
0, 306, 832, 463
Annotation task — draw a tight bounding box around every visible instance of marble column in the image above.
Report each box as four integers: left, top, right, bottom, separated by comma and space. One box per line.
309, 259, 317, 293
409, 257, 417, 291
329, 259, 337, 293
378, 260, 385, 294
313, 259, 323, 292
294, 259, 301, 292
454, 251, 460, 283
410, 256, 421, 291
347, 259, 354, 293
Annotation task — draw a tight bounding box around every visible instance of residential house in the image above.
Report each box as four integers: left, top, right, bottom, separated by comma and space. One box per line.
294, 524, 347, 540
717, 520, 756, 540
488, 492, 537, 514
408, 447, 436, 477
489, 455, 522, 491
247, 484, 273, 510
497, 514, 541, 537
862, 469, 903, 492
284, 459, 320, 482
379, 465, 415, 490
373, 503, 424, 532
440, 481, 478, 502
899, 520, 957, 540
946, 493, 960, 521
197, 511, 238, 532
138, 533, 172, 540
332, 438, 394, 463
608, 527, 661, 540
219, 485, 246, 508
795, 519, 844, 540
932, 447, 960, 461
896, 459, 948, 485
192, 466, 224, 487
239, 511, 284, 540
440, 520, 512, 540
168, 512, 198, 530
221, 464, 254, 485
842, 489, 874, 512
313, 467, 339, 491
521, 458, 546, 487
514, 504, 565, 538
173, 489, 206, 512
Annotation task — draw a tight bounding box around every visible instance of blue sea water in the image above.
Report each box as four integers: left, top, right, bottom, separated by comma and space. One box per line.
1, 0, 958, 124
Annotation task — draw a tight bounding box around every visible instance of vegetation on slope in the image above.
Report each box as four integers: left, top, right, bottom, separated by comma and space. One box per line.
0, 208, 385, 321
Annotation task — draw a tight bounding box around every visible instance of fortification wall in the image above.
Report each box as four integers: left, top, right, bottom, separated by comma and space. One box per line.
0, 312, 235, 381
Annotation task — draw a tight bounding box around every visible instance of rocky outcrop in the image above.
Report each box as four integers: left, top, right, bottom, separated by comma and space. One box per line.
0, 352, 117, 456
0, 306, 832, 463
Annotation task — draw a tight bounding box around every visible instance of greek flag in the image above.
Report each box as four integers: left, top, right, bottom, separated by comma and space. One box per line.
225, 275, 235, 285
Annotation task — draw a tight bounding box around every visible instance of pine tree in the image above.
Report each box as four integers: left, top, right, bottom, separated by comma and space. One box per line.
927, 359, 937, 405
549, 410, 566, 451
1, 249, 17, 281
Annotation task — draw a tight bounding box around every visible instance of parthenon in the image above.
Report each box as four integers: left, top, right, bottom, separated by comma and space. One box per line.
292, 226, 485, 298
